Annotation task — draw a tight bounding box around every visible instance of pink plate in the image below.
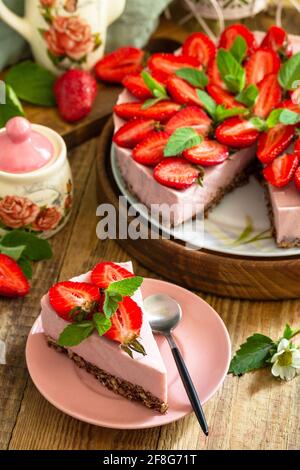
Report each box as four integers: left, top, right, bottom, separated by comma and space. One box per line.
26, 278, 231, 429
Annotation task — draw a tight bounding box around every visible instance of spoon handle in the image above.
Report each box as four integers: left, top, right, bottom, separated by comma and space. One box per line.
166, 334, 209, 436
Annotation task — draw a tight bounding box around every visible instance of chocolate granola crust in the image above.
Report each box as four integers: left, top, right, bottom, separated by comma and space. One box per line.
46, 336, 168, 414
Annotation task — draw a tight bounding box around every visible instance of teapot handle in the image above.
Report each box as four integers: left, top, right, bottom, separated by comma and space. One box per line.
0, 1, 31, 42
106, 0, 126, 26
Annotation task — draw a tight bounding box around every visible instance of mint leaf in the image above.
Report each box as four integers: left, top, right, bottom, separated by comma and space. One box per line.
0, 244, 26, 261
103, 291, 120, 318
175, 67, 208, 88
278, 53, 300, 90
107, 276, 143, 297
6, 60, 56, 106
141, 71, 168, 99
217, 49, 246, 93
58, 322, 95, 347
17, 257, 33, 279
230, 35, 247, 64
279, 109, 300, 125
249, 116, 267, 132
229, 334, 275, 376
265, 108, 283, 128
1, 230, 52, 261
236, 84, 259, 107
142, 97, 165, 109
164, 127, 202, 156
196, 89, 217, 118
215, 105, 247, 122
283, 324, 293, 340
0, 84, 25, 128
93, 313, 111, 336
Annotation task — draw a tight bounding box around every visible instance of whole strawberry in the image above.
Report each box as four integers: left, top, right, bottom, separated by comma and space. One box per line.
54, 69, 98, 122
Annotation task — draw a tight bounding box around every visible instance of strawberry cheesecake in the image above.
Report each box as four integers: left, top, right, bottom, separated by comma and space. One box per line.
41, 261, 168, 413
95, 24, 300, 247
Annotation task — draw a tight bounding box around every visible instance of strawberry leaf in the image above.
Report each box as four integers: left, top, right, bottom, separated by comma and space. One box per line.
0, 84, 25, 128
217, 49, 246, 93
229, 334, 275, 376
93, 313, 111, 336
175, 67, 208, 88
196, 89, 217, 118
230, 35, 247, 64
17, 257, 33, 279
278, 52, 300, 90
1, 230, 52, 261
283, 324, 293, 340
236, 84, 259, 107
107, 276, 143, 297
57, 322, 95, 347
164, 127, 202, 157
0, 244, 26, 261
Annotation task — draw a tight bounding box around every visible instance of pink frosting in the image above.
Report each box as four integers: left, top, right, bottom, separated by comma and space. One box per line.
41, 262, 168, 402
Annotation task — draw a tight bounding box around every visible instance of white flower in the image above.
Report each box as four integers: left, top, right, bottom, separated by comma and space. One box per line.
271, 338, 300, 381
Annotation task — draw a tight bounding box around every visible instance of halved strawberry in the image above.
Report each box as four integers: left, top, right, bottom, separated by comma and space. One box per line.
263, 153, 299, 188
295, 138, 300, 157
245, 47, 281, 85
122, 73, 153, 100
0, 254, 29, 298
104, 296, 144, 355
182, 32, 216, 68
148, 53, 201, 84
206, 84, 244, 109
91, 261, 134, 289
153, 157, 202, 189
114, 101, 180, 123
165, 106, 212, 136
219, 24, 257, 53
253, 74, 281, 119
207, 58, 226, 89
95, 47, 145, 84
113, 118, 157, 149
49, 281, 101, 321
132, 131, 169, 166
183, 139, 229, 166
294, 166, 300, 192
261, 25, 292, 58
215, 117, 260, 148
257, 124, 295, 164
166, 75, 204, 107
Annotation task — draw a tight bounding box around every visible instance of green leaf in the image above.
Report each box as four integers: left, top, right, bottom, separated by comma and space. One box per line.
278, 53, 300, 90
141, 71, 168, 98
0, 84, 25, 128
279, 109, 300, 125
283, 324, 293, 340
249, 116, 267, 132
17, 257, 33, 279
175, 67, 208, 88
141, 97, 165, 109
215, 105, 248, 123
107, 276, 143, 297
217, 49, 246, 93
232, 216, 253, 245
265, 108, 284, 128
236, 84, 259, 107
0, 244, 26, 261
6, 60, 56, 106
229, 334, 275, 376
164, 127, 202, 157
103, 291, 120, 318
93, 313, 112, 336
57, 322, 95, 347
196, 89, 217, 118
230, 35, 247, 64
1, 230, 52, 261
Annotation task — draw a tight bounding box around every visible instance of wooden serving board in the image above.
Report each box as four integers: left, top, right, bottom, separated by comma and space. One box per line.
97, 118, 300, 300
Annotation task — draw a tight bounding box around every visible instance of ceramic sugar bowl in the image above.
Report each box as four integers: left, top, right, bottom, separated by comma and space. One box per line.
0, 117, 73, 239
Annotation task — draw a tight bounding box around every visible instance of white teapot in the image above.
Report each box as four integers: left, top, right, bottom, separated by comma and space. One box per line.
0, 0, 126, 74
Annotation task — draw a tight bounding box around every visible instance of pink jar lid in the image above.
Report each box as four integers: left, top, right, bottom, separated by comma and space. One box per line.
0, 117, 54, 174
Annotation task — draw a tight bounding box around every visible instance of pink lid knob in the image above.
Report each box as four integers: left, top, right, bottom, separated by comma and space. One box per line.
6, 117, 32, 143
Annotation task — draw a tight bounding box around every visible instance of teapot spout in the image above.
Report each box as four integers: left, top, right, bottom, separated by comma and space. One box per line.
106, 0, 126, 26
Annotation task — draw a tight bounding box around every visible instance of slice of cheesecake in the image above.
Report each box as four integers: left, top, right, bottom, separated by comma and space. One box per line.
41, 262, 168, 413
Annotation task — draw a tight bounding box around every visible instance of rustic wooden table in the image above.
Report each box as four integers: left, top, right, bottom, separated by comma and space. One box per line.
1, 14, 300, 451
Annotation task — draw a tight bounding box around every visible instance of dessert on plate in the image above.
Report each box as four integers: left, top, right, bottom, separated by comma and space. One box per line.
96, 24, 300, 247
41, 261, 168, 413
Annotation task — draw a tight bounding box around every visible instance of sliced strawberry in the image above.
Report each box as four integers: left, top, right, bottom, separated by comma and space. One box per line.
183, 139, 229, 166
95, 47, 145, 84
281, 99, 300, 114
263, 153, 299, 188
153, 157, 201, 189
182, 32, 216, 68
253, 74, 281, 119
165, 106, 212, 136
219, 24, 257, 53
261, 25, 292, 58
0, 254, 29, 298
132, 131, 169, 166
148, 53, 201, 84
257, 124, 295, 164
49, 281, 101, 321
207, 58, 226, 89
206, 84, 244, 109
114, 101, 180, 123
295, 138, 300, 157
91, 261, 134, 289
294, 166, 300, 192
166, 75, 204, 107
245, 47, 281, 85
215, 117, 259, 148
113, 118, 157, 149
122, 73, 153, 100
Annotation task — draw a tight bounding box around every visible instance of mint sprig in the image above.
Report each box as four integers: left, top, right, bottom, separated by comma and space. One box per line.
164, 127, 202, 157
278, 52, 300, 90
230, 35, 247, 64
103, 276, 143, 318
141, 71, 169, 109
236, 84, 258, 107
217, 48, 246, 94
252, 108, 300, 131
196, 90, 246, 122
175, 67, 208, 88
